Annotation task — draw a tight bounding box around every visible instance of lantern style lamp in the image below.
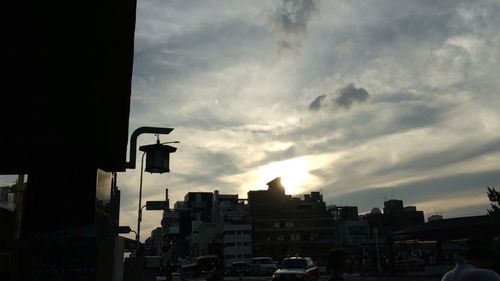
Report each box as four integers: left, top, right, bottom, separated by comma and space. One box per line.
139, 139, 177, 174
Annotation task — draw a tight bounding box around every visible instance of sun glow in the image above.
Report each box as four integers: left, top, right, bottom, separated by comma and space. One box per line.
258, 158, 310, 195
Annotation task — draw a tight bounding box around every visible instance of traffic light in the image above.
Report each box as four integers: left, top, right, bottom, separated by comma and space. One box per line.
161, 218, 170, 228
160, 215, 171, 254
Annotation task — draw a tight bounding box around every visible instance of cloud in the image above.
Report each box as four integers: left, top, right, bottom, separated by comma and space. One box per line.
120, 0, 500, 239
271, 0, 317, 35
308, 94, 326, 111
308, 84, 370, 112
334, 84, 370, 109
269, 0, 318, 51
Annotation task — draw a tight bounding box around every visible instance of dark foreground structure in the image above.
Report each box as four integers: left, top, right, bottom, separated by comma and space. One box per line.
388, 215, 500, 276
2, 0, 137, 280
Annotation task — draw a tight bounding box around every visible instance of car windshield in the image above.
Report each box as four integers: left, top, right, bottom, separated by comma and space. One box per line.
258, 258, 273, 264
280, 259, 307, 269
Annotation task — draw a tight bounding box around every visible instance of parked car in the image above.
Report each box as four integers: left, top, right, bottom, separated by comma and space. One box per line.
272, 257, 319, 281
180, 255, 223, 279
251, 257, 277, 276
226, 262, 251, 276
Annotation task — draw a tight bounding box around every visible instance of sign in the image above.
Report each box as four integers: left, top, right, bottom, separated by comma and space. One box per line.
146, 200, 167, 211
117, 226, 132, 234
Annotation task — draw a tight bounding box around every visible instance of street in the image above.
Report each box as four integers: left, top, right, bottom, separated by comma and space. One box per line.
158, 275, 440, 281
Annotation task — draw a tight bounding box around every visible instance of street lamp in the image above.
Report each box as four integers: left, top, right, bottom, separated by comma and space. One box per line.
126, 127, 179, 254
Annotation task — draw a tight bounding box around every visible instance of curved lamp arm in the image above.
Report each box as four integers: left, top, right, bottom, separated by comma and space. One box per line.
126, 126, 174, 169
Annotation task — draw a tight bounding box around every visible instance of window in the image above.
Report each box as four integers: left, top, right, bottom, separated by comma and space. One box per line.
285, 221, 295, 228
291, 233, 300, 241
274, 222, 280, 228
279, 259, 307, 269
225, 242, 235, 247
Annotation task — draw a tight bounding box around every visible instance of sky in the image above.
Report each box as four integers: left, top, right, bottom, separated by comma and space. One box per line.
3, 0, 499, 241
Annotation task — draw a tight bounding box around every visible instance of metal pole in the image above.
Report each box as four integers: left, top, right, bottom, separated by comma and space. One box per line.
14, 174, 25, 239
374, 228, 381, 274
136, 152, 146, 253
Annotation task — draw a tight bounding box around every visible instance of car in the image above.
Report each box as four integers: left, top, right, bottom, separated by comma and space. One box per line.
251, 257, 277, 276
226, 261, 251, 276
272, 257, 319, 281
180, 255, 223, 279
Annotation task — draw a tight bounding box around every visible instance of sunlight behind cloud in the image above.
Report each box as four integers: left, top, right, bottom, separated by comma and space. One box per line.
222, 153, 341, 196
259, 158, 309, 195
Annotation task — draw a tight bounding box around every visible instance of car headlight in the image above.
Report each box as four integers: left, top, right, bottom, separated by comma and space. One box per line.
272, 273, 280, 279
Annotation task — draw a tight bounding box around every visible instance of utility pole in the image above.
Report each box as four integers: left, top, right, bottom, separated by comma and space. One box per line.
374, 227, 382, 274
14, 174, 25, 239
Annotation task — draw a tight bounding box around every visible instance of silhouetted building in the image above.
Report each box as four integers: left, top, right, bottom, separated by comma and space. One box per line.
2, 0, 138, 278
365, 199, 425, 237
185, 192, 214, 223
212, 191, 252, 266
328, 205, 369, 249
329, 205, 360, 221
249, 178, 335, 261
383, 199, 404, 215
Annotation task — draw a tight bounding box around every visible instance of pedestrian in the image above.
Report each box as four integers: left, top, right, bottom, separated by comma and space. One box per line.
327, 248, 348, 281
207, 266, 223, 281
441, 239, 500, 281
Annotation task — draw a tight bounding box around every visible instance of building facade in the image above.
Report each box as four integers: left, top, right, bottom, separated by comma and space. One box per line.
249, 178, 335, 262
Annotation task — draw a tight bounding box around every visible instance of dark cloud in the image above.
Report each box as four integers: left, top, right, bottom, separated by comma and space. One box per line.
309, 94, 326, 111
271, 0, 317, 35
376, 139, 500, 176
133, 18, 272, 85
270, 0, 318, 51
334, 84, 370, 109
324, 169, 500, 217
261, 104, 447, 171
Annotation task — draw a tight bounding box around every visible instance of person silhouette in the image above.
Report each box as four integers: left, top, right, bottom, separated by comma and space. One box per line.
441, 239, 500, 281
327, 248, 348, 281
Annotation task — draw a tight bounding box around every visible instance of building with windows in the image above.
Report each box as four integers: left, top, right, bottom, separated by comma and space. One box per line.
249, 178, 335, 262
223, 224, 252, 266
329, 206, 369, 249
213, 190, 252, 266
185, 192, 214, 223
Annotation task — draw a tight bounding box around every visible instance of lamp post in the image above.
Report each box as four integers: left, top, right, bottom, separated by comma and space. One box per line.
136, 151, 146, 251
373, 227, 382, 274
126, 127, 178, 255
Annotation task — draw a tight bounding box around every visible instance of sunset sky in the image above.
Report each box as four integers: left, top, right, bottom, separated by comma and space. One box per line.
122, 0, 500, 240
3, 0, 498, 241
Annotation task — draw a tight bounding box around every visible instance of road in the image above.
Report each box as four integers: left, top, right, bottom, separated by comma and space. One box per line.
158, 275, 440, 281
